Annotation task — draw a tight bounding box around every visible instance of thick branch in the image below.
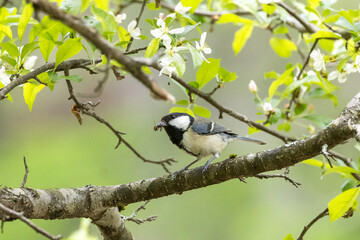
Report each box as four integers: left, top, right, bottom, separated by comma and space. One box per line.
0, 91, 359, 220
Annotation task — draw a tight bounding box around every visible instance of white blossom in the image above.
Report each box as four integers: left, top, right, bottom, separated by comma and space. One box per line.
127, 20, 141, 39
0, 66, 10, 86
248, 80, 258, 93
150, 18, 184, 45
158, 44, 186, 77
24, 56, 38, 71
115, 13, 127, 24
310, 49, 325, 72
353, 55, 360, 73
195, 32, 212, 62
262, 102, 273, 113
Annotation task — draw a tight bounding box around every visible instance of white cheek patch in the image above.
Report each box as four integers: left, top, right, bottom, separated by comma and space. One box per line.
169, 116, 191, 130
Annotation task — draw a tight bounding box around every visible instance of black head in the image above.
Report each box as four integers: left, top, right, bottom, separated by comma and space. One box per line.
154, 112, 195, 147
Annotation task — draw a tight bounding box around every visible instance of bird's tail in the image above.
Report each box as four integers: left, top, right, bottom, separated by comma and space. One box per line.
236, 136, 266, 145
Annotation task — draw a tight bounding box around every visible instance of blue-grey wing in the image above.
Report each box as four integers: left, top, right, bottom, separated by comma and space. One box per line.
191, 119, 235, 135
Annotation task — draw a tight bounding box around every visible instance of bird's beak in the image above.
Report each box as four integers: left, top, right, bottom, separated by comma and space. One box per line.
154, 121, 167, 131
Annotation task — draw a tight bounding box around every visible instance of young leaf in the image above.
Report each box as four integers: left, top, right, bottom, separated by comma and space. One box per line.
196, 58, 220, 88
20, 41, 39, 60
268, 66, 295, 100
39, 36, 55, 62
217, 13, 253, 25
328, 188, 360, 222
145, 38, 160, 58
277, 122, 291, 132
187, 43, 203, 68
23, 81, 45, 111
193, 105, 211, 118
169, 107, 195, 117
218, 67, 237, 82
0, 42, 20, 58
283, 233, 295, 240
55, 38, 83, 68
269, 38, 297, 58
233, 23, 253, 55
181, 0, 203, 12
303, 114, 333, 128
60, 0, 81, 14
18, 3, 34, 42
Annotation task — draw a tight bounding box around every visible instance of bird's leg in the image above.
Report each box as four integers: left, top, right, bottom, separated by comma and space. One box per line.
172, 157, 202, 178
202, 153, 219, 173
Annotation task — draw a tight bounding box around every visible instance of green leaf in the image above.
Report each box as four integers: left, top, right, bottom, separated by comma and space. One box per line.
1, 55, 17, 66
18, 3, 34, 42
328, 188, 360, 222
283, 233, 295, 240
187, 43, 203, 68
273, 25, 288, 34
141, 66, 152, 74
217, 13, 253, 25
147, 2, 161, 10
323, 166, 360, 180
342, 180, 358, 192
91, 4, 116, 39
269, 38, 297, 58
23, 81, 45, 111
94, 0, 109, 11
310, 30, 341, 41
316, 72, 339, 93
176, 100, 190, 106
277, 122, 291, 132
20, 41, 39, 60
169, 107, 194, 117
0, 24, 12, 39
60, 0, 81, 14
37, 72, 54, 91
268, 66, 295, 100
294, 103, 308, 115
218, 67, 237, 82
0, 42, 20, 58
177, 22, 201, 38
302, 158, 331, 169
233, 23, 253, 55
303, 114, 332, 128
181, 0, 203, 12
117, 26, 130, 50
196, 58, 220, 88
55, 38, 83, 68
264, 71, 279, 79
145, 38, 160, 58
39, 36, 55, 62
262, 4, 276, 15
268, 108, 281, 124
193, 105, 211, 118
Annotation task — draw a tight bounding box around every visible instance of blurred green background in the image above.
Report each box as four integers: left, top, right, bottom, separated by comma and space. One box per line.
1, 1, 360, 239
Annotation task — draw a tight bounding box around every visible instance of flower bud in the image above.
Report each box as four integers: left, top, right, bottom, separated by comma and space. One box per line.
248, 80, 258, 93
262, 102, 273, 113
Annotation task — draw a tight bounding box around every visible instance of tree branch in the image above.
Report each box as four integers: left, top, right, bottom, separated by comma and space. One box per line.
0, 91, 359, 220
0, 203, 61, 240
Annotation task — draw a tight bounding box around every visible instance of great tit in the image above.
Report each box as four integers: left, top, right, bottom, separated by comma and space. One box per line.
155, 112, 266, 175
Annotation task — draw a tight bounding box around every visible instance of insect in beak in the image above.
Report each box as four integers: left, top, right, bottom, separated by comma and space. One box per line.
154, 121, 167, 131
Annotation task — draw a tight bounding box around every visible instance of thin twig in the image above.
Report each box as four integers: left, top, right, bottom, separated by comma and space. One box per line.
0, 203, 62, 240
65, 79, 176, 173
20, 157, 29, 188
254, 173, 301, 188
125, 0, 147, 52
297, 208, 329, 240
321, 144, 334, 168
122, 200, 157, 225
124, 46, 148, 55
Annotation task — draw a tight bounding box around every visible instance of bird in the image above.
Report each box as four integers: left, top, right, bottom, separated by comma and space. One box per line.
154, 112, 266, 175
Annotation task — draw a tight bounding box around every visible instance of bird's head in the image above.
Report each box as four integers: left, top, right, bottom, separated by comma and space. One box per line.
154, 112, 194, 132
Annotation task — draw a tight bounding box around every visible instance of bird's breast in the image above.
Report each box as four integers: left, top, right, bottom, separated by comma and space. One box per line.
181, 128, 228, 157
